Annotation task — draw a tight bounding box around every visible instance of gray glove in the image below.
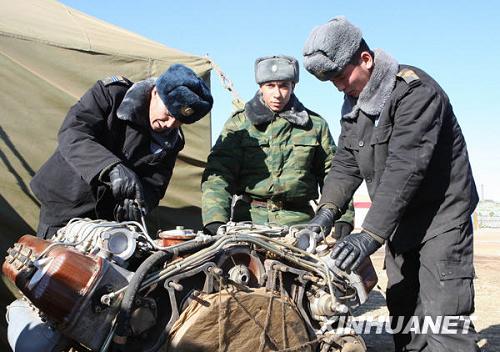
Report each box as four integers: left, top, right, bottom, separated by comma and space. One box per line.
109, 164, 145, 206
330, 231, 382, 271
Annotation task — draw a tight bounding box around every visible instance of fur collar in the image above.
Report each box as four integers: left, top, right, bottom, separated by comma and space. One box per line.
116, 78, 155, 126
342, 49, 399, 119
245, 91, 309, 126
116, 78, 181, 151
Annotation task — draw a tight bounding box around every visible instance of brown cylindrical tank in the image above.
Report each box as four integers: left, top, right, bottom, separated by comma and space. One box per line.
3, 235, 103, 326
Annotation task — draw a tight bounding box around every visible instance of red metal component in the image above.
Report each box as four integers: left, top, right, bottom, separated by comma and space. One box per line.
157, 229, 196, 247
357, 257, 378, 294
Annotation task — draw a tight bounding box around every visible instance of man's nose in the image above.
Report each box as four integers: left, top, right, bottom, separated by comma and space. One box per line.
272, 88, 282, 98
166, 118, 175, 127
156, 120, 171, 131
166, 118, 182, 129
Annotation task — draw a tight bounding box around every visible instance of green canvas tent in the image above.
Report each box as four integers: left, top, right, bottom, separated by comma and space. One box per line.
0, 0, 213, 346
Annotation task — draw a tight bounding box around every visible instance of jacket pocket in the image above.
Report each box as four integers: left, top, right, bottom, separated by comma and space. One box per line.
437, 260, 474, 281
370, 123, 393, 145
292, 138, 319, 168
342, 135, 360, 151
435, 260, 475, 315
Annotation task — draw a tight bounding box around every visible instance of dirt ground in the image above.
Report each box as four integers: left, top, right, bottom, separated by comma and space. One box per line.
354, 228, 500, 351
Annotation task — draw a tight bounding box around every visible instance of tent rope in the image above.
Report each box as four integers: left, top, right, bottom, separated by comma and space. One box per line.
206, 56, 245, 110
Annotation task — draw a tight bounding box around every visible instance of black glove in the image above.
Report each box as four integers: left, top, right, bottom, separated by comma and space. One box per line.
114, 198, 144, 222
294, 206, 337, 250
204, 222, 224, 236
333, 221, 354, 240
294, 227, 318, 252
308, 207, 337, 236
109, 164, 145, 205
330, 231, 382, 271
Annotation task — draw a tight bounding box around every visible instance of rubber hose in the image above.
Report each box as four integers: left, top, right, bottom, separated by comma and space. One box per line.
113, 236, 217, 347
114, 251, 172, 341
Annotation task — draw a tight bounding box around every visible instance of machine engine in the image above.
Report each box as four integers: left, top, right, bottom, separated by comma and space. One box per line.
3, 219, 377, 352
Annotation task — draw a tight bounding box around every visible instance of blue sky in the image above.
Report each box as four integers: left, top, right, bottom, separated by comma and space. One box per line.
61, 0, 500, 201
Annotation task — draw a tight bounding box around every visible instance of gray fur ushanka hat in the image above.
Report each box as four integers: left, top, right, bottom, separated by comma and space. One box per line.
155, 64, 213, 124
303, 16, 363, 81
255, 55, 299, 84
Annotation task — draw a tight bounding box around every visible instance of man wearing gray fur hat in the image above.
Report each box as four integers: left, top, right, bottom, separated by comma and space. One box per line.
201, 55, 354, 236
301, 16, 479, 351
31, 64, 213, 238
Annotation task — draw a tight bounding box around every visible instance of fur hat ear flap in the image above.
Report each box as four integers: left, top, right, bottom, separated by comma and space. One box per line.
303, 16, 363, 81
155, 64, 213, 124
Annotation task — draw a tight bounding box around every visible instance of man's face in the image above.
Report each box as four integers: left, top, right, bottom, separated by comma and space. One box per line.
149, 87, 183, 132
329, 52, 373, 98
259, 81, 294, 112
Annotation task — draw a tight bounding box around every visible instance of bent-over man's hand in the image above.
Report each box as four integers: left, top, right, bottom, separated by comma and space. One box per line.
333, 221, 354, 240
114, 198, 145, 222
330, 231, 382, 271
294, 206, 338, 251
308, 207, 336, 235
109, 164, 145, 204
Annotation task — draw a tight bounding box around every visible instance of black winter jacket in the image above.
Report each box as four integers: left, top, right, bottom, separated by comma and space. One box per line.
320, 65, 478, 252
30, 77, 184, 225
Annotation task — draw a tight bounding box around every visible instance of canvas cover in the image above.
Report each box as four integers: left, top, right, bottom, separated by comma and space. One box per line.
168, 287, 313, 351
0, 0, 212, 347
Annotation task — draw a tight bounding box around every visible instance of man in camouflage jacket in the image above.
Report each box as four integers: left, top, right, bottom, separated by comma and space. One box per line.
202, 55, 354, 236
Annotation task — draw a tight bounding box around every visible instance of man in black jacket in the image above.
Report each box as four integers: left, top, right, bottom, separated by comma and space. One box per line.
30, 64, 213, 239
301, 17, 479, 351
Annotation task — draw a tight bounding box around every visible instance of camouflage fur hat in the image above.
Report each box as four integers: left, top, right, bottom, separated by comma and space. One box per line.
303, 16, 363, 81
255, 55, 299, 84
156, 64, 213, 124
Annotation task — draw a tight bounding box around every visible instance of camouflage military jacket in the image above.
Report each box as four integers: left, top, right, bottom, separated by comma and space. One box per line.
202, 92, 354, 227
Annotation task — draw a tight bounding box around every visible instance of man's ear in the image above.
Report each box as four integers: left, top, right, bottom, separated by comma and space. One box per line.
361, 51, 374, 70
